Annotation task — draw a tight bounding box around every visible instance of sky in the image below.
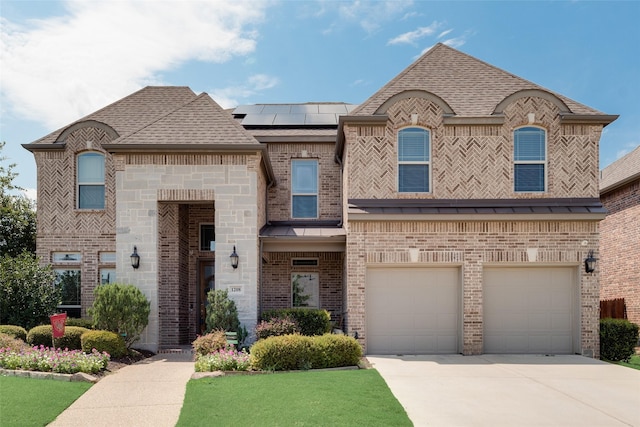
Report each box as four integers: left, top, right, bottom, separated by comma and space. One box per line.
1, 0, 639, 198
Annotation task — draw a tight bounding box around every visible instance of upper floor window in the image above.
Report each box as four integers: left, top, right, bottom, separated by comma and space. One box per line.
398, 127, 430, 193
292, 159, 318, 218
200, 224, 216, 251
77, 152, 105, 209
514, 127, 546, 192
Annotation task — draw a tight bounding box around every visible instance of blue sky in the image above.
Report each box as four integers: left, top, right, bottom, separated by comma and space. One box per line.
1, 0, 639, 197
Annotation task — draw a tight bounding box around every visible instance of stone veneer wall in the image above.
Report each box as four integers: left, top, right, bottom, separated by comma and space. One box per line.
261, 252, 344, 323
267, 142, 341, 221
600, 180, 640, 325
114, 153, 263, 352
345, 220, 600, 356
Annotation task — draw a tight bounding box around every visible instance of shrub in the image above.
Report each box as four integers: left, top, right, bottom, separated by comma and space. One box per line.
0, 253, 59, 330
195, 347, 251, 372
0, 332, 29, 352
205, 289, 240, 334
192, 330, 228, 357
81, 330, 126, 358
89, 283, 150, 348
0, 325, 27, 341
0, 346, 109, 374
250, 333, 362, 371
66, 318, 94, 329
27, 325, 88, 350
255, 316, 300, 340
261, 308, 331, 336
600, 318, 639, 362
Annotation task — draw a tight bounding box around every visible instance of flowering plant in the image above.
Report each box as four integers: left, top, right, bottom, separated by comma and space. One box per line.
0, 345, 110, 374
195, 346, 251, 372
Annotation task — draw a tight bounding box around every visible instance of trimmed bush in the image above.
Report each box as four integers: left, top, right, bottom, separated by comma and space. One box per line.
89, 283, 150, 348
0, 332, 29, 352
600, 318, 639, 362
81, 330, 126, 358
0, 325, 27, 341
260, 308, 331, 336
205, 290, 240, 333
250, 333, 362, 371
67, 318, 94, 329
192, 330, 228, 357
27, 325, 89, 350
255, 316, 300, 340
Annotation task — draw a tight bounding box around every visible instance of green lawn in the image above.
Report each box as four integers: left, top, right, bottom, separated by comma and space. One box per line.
0, 376, 92, 426
615, 354, 640, 370
177, 369, 412, 426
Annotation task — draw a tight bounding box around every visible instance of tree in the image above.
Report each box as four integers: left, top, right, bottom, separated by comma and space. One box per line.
0, 141, 36, 257
0, 252, 60, 329
205, 289, 240, 333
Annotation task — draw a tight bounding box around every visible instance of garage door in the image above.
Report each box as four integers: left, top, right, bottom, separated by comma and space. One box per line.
366, 267, 459, 355
484, 267, 577, 354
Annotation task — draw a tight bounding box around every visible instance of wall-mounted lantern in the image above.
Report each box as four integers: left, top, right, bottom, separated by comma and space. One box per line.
130, 246, 140, 269
584, 250, 596, 274
230, 246, 239, 269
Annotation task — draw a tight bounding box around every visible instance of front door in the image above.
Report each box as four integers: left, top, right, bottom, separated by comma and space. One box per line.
198, 260, 215, 335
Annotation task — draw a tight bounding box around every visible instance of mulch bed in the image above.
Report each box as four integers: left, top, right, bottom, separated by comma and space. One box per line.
95, 348, 155, 379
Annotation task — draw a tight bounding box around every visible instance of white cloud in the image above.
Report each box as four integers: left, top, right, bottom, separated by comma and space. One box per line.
0, 0, 268, 130
387, 21, 444, 45
209, 74, 279, 109
320, 0, 414, 34
437, 29, 453, 39
616, 142, 640, 159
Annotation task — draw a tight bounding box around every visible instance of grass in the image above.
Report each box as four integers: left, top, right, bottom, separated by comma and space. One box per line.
0, 376, 92, 426
614, 354, 640, 370
177, 369, 412, 426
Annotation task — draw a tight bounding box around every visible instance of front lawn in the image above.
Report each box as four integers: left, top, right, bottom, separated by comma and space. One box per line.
614, 354, 640, 370
177, 369, 412, 426
0, 376, 92, 426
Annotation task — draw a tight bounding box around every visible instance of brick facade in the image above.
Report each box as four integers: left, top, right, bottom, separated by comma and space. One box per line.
600, 180, 640, 325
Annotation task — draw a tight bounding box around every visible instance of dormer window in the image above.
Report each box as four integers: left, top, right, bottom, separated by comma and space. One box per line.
398, 127, 430, 193
514, 127, 546, 192
77, 152, 105, 209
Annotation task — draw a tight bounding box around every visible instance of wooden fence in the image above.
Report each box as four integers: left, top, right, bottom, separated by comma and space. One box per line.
600, 298, 627, 319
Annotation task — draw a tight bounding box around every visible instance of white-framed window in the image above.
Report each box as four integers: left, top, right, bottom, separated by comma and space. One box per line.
99, 252, 116, 263
55, 269, 81, 316
514, 126, 547, 192
77, 152, 105, 209
398, 127, 431, 193
291, 159, 318, 219
292, 272, 319, 308
99, 252, 116, 285
100, 268, 116, 285
52, 252, 82, 263
200, 224, 215, 251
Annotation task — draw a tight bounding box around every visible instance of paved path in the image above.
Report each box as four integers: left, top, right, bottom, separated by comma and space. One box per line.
369, 354, 640, 427
49, 351, 194, 427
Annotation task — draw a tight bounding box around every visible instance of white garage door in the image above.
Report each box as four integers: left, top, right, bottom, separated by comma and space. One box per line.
484, 267, 577, 354
366, 267, 459, 355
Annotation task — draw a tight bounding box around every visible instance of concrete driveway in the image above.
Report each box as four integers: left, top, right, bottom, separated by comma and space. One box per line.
367, 355, 640, 427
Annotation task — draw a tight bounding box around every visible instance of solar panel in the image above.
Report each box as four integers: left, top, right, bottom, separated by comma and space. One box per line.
261, 105, 292, 114
232, 105, 265, 115
241, 114, 276, 126
318, 104, 350, 114
304, 114, 338, 125
273, 114, 306, 125
290, 104, 320, 114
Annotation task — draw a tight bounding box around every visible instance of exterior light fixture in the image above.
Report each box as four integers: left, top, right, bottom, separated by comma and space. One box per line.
584, 250, 596, 274
230, 246, 239, 269
130, 246, 140, 269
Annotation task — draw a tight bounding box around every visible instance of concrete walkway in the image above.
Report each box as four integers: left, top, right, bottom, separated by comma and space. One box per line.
49, 350, 194, 427
368, 354, 640, 427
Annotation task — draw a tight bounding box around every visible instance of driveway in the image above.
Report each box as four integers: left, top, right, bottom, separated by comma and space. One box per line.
367, 355, 640, 427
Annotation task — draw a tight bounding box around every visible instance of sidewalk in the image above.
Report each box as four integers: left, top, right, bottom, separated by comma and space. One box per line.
48, 350, 194, 427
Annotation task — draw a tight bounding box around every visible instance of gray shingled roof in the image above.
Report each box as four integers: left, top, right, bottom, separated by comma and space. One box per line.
600, 144, 640, 193
352, 43, 605, 117
27, 86, 198, 145
109, 93, 259, 146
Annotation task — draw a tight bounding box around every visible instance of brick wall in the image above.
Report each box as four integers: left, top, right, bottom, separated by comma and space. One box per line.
600, 180, 640, 325
261, 252, 344, 323
345, 220, 600, 356
267, 142, 341, 221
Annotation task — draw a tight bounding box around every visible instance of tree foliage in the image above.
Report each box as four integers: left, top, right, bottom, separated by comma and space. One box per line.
0, 141, 36, 257
0, 252, 60, 329
205, 289, 240, 334
89, 283, 151, 349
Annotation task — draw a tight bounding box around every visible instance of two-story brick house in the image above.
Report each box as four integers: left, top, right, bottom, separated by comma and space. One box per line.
24, 44, 616, 356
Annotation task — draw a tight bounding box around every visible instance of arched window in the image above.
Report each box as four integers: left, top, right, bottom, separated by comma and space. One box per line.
398, 127, 430, 193
514, 127, 546, 192
77, 152, 105, 209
